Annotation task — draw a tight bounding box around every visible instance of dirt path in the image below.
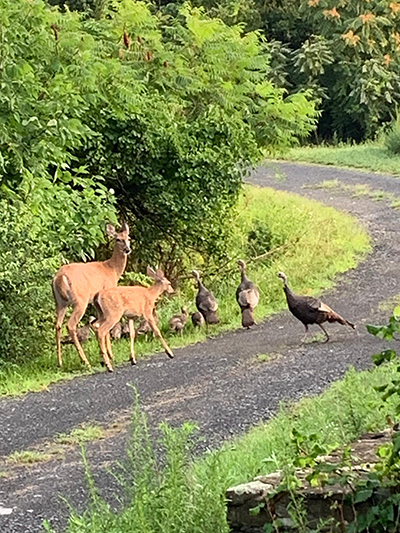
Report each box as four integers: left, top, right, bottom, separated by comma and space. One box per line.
1, 162, 400, 532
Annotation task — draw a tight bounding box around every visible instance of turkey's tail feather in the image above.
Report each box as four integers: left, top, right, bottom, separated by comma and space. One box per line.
241, 307, 255, 328
327, 311, 356, 329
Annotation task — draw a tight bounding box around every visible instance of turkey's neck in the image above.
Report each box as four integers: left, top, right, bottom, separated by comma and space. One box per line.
240, 270, 248, 283
283, 284, 296, 307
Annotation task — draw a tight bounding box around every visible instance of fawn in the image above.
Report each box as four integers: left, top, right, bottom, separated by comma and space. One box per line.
93, 267, 174, 372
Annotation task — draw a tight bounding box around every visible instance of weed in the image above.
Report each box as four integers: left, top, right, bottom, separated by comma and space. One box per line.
63, 361, 400, 533
56, 424, 105, 446
308, 179, 400, 208
379, 295, 400, 312
305, 332, 326, 344
254, 353, 282, 363
7, 450, 58, 465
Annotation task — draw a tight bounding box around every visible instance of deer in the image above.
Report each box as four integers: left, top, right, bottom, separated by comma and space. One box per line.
93, 267, 174, 372
52, 222, 131, 369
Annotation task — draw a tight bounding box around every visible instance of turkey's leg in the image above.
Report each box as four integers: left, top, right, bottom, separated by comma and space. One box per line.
301, 324, 309, 344
318, 324, 330, 343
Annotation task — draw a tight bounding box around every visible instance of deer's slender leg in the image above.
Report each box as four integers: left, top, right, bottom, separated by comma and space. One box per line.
105, 333, 115, 361
67, 302, 91, 368
318, 324, 330, 343
55, 303, 68, 367
146, 313, 174, 359
95, 321, 114, 372
98, 333, 113, 372
128, 319, 136, 365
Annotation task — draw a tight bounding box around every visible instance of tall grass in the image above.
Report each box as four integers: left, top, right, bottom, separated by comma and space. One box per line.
279, 141, 400, 176
61, 362, 398, 533
0, 185, 369, 397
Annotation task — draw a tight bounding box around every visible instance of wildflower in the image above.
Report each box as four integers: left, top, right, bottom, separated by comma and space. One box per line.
360, 13, 376, 23
384, 54, 391, 66
390, 2, 400, 14
341, 29, 360, 46
393, 32, 400, 50
323, 7, 340, 18
308, 0, 320, 6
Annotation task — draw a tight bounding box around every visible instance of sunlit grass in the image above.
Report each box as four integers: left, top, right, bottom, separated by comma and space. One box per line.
278, 141, 400, 176
0, 185, 370, 397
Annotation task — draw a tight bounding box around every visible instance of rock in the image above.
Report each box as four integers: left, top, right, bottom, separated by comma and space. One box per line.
226, 430, 395, 532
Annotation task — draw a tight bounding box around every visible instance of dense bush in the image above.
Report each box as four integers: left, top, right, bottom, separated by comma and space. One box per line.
0, 0, 316, 361
385, 117, 400, 154
71, 1, 317, 278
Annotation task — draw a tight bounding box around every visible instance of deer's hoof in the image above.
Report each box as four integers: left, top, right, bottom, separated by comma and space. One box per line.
100, 361, 105, 367
130, 359, 137, 366
106, 366, 114, 373
166, 351, 174, 359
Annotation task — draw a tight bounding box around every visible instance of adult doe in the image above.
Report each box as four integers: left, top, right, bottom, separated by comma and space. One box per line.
52, 223, 131, 368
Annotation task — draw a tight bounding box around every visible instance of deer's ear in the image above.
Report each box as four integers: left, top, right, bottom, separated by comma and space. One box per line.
106, 224, 117, 238
156, 268, 165, 279
121, 221, 129, 235
147, 266, 157, 280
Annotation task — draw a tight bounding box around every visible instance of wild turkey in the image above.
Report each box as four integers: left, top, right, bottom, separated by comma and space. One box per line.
191, 311, 205, 327
137, 311, 159, 336
121, 321, 130, 338
236, 260, 259, 328
169, 307, 188, 334
277, 272, 355, 343
61, 316, 95, 345
192, 270, 219, 325
110, 321, 122, 340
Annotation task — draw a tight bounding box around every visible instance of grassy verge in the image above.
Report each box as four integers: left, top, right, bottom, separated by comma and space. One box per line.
61, 360, 398, 533
278, 141, 400, 176
0, 185, 369, 397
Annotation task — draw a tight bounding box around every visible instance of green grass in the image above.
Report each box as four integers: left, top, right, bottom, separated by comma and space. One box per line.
277, 141, 400, 176
55, 424, 105, 446
6, 450, 57, 465
0, 185, 370, 398
63, 361, 399, 533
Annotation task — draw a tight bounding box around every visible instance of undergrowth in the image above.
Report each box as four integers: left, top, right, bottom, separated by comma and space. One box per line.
58, 361, 399, 533
0, 185, 369, 397
278, 141, 400, 176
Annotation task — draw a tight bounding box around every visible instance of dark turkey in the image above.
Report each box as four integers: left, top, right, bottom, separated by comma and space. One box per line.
192, 270, 219, 325
191, 311, 205, 327
61, 316, 95, 345
277, 272, 355, 343
169, 307, 188, 334
236, 260, 259, 328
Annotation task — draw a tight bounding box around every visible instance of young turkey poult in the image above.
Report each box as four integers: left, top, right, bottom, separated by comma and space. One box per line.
277, 272, 355, 343
169, 307, 188, 334
236, 260, 259, 328
191, 311, 205, 327
192, 270, 219, 325
61, 316, 96, 345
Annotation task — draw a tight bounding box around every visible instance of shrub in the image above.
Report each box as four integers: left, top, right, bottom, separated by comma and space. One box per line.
385, 118, 400, 155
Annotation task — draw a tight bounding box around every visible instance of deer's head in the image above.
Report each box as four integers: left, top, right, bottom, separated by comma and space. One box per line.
106, 222, 131, 255
147, 267, 174, 294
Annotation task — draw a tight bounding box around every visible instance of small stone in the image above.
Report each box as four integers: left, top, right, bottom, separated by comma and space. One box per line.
0, 506, 13, 516
226, 480, 270, 506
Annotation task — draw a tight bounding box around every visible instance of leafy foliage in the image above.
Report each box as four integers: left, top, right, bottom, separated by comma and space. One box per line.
0, 0, 316, 361
385, 118, 400, 154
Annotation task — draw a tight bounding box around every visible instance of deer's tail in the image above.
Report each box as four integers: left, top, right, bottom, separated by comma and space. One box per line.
53, 274, 73, 304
